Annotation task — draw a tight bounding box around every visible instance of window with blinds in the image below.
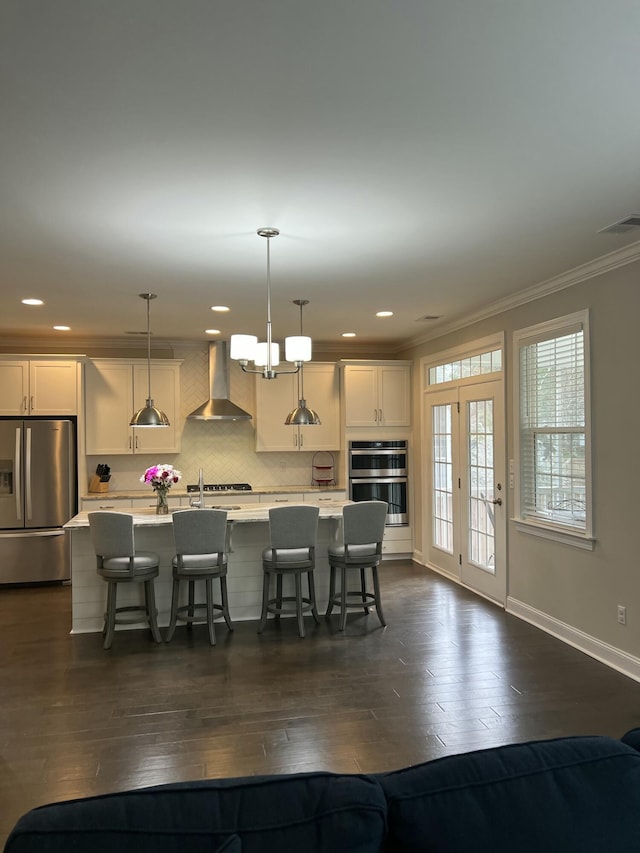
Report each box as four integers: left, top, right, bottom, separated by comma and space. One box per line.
515, 311, 591, 536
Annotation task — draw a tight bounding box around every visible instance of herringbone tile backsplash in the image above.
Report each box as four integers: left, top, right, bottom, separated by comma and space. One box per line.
85, 345, 342, 492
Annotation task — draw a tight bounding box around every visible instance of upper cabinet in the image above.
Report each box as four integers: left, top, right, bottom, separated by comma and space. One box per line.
0, 359, 79, 416
343, 363, 411, 427
255, 362, 341, 452
84, 358, 181, 455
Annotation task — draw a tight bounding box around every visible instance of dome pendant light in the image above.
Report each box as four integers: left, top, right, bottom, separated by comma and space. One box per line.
230, 228, 312, 378
130, 293, 170, 428
285, 299, 321, 426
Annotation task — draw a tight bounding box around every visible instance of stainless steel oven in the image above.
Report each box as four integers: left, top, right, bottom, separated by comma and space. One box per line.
349, 440, 408, 526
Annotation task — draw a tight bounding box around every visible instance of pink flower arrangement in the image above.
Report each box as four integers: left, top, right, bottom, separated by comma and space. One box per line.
140, 464, 182, 492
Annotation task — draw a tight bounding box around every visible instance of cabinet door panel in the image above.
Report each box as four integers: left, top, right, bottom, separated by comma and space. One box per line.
0, 361, 28, 415
132, 363, 181, 454
85, 361, 134, 454
298, 364, 341, 450
344, 365, 379, 426
255, 374, 296, 451
29, 361, 78, 415
379, 365, 411, 427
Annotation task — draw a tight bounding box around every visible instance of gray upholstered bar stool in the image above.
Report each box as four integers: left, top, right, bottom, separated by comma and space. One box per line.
325, 500, 388, 631
88, 511, 163, 650
259, 504, 320, 638
166, 508, 233, 646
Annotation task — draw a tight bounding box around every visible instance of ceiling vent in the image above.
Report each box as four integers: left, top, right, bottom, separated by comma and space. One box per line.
416, 314, 442, 322
598, 216, 640, 235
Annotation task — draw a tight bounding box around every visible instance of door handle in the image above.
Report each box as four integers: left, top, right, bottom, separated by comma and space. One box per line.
491, 497, 503, 506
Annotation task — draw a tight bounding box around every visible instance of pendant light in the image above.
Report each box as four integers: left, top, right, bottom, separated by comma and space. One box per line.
285, 299, 321, 426
230, 228, 312, 379
130, 293, 170, 428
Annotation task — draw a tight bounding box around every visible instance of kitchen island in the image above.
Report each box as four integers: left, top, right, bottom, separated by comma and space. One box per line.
64, 502, 350, 635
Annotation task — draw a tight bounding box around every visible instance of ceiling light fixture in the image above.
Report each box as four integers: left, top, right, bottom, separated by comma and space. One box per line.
22, 298, 44, 306
285, 300, 321, 426
129, 293, 170, 428
230, 228, 311, 379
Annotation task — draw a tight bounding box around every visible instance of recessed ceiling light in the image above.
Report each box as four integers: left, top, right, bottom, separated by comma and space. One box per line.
342, 332, 356, 338
22, 298, 44, 306
205, 329, 221, 335
53, 325, 71, 331
376, 311, 393, 317
211, 305, 230, 312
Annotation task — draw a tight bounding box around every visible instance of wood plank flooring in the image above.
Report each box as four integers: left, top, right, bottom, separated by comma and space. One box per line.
2, 560, 640, 846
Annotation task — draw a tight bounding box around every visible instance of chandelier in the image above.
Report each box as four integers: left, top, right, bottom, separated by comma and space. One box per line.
230, 228, 312, 379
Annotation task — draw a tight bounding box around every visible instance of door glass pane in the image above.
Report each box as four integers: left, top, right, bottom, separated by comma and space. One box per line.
432, 404, 453, 553
468, 399, 496, 573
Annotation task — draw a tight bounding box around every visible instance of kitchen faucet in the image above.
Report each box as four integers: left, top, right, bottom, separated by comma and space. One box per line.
190, 468, 205, 508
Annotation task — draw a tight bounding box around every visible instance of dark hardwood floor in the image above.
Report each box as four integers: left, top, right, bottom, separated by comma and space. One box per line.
2, 560, 640, 845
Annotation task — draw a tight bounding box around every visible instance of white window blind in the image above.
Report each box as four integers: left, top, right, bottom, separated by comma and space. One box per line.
518, 320, 588, 532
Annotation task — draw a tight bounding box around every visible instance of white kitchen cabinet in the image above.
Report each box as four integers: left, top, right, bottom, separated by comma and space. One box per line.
84, 358, 181, 455
258, 493, 305, 504
0, 358, 79, 416
343, 363, 411, 427
381, 524, 413, 557
255, 363, 341, 452
303, 491, 347, 504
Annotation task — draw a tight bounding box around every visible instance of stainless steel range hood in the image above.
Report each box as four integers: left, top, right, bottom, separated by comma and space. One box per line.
187, 341, 252, 420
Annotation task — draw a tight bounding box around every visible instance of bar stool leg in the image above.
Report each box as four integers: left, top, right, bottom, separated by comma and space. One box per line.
308, 571, 320, 624
371, 566, 386, 627
258, 571, 270, 633
220, 576, 234, 631
339, 567, 348, 632
186, 581, 195, 630
144, 580, 162, 644
325, 565, 336, 617
165, 577, 180, 642
295, 573, 305, 638
205, 577, 216, 646
360, 567, 370, 613
104, 582, 117, 650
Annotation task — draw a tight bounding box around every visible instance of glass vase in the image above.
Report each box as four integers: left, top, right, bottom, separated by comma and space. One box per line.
155, 488, 169, 515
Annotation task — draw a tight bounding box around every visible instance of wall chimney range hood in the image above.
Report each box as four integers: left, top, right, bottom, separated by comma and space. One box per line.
187, 341, 252, 421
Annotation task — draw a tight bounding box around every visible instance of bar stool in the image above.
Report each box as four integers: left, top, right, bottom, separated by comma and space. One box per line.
259, 504, 320, 638
88, 511, 163, 650
166, 508, 233, 646
325, 500, 388, 631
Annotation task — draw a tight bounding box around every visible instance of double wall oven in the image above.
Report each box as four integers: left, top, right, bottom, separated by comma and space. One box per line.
348, 440, 408, 526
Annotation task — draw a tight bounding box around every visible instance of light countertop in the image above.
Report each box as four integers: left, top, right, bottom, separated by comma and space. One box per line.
65, 501, 351, 529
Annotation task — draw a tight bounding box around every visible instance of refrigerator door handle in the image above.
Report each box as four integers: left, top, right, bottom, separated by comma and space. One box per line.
25, 426, 32, 521
15, 426, 22, 521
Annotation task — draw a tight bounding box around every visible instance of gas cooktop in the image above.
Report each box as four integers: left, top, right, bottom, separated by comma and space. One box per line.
186, 483, 252, 493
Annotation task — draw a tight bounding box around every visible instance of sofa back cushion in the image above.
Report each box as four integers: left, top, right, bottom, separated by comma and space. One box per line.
5, 772, 387, 853
379, 734, 640, 853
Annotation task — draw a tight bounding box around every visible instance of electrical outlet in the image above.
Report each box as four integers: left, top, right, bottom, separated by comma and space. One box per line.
617, 605, 627, 625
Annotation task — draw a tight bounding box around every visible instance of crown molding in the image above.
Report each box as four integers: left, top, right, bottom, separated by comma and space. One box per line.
404, 239, 640, 350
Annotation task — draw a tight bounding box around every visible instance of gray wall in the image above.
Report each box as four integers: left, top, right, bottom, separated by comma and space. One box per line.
400, 259, 640, 661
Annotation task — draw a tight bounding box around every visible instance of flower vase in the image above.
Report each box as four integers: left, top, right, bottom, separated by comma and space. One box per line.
155, 488, 169, 515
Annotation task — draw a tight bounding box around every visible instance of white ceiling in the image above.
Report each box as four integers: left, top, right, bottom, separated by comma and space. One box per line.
2, 1, 640, 351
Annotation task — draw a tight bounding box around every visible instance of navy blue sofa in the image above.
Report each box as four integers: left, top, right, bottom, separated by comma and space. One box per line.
5, 728, 640, 853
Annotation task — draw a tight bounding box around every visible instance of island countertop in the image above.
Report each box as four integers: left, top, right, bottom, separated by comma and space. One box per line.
65, 500, 351, 529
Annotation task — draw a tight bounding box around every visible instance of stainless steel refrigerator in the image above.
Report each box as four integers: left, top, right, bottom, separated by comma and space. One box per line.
0, 419, 76, 583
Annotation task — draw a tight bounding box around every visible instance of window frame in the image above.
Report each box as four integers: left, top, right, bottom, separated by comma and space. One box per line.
512, 310, 594, 550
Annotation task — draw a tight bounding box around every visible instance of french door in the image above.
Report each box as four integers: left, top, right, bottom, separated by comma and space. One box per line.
427, 379, 506, 604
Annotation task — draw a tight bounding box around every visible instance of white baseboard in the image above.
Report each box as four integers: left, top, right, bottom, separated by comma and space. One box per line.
507, 596, 640, 684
